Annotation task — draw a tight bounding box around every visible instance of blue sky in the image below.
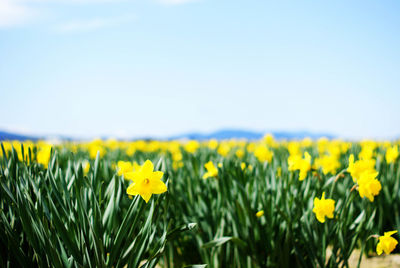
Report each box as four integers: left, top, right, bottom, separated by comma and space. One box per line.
1, 0, 399, 139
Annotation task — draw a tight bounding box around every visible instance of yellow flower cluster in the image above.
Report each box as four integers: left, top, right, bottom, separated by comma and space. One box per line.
347, 154, 381, 202
288, 152, 311, 181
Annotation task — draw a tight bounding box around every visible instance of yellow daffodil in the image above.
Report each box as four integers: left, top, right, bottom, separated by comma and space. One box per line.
126, 143, 136, 156
37, 145, 52, 167
347, 154, 376, 182
289, 152, 311, 181
117, 161, 133, 176
117, 160, 140, 180
184, 140, 200, 154
254, 145, 273, 162
256, 210, 264, 218
246, 143, 255, 153
235, 149, 244, 158
172, 152, 183, 162
301, 137, 313, 148
263, 134, 276, 147
377, 231, 398, 255
357, 170, 381, 202
288, 141, 301, 157
218, 143, 230, 157
203, 161, 218, 179
240, 162, 246, 170
386, 146, 399, 164
317, 138, 329, 155
126, 160, 167, 203
314, 154, 340, 175
207, 139, 218, 150
83, 160, 90, 175
88, 139, 106, 159
313, 192, 335, 223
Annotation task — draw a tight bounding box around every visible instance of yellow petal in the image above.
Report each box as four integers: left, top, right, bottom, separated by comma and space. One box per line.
316, 213, 325, 223
141, 192, 152, 203
126, 183, 139, 196
151, 171, 164, 181
124, 171, 139, 181
384, 231, 398, 237
141, 160, 154, 177
377, 243, 383, 255
150, 180, 168, 194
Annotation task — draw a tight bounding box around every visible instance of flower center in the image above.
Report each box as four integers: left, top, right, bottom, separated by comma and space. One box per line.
144, 178, 150, 184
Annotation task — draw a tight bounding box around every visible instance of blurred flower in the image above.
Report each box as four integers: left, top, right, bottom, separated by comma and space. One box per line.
386, 145, 399, 164
218, 143, 230, 157
359, 140, 377, 160
117, 161, 133, 176
117, 161, 140, 180
289, 152, 311, 181
184, 140, 200, 154
301, 137, 312, 148
357, 170, 381, 202
235, 148, 244, 158
240, 162, 246, 170
126, 143, 136, 156
377, 231, 398, 255
37, 144, 52, 168
88, 139, 105, 159
263, 134, 276, 147
313, 192, 335, 223
254, 145, 273, 163
314, 154, 340, 175
347, 154, 376, 182
317, 138, 329, 155
83, 160, 90, 175
288, 141, 301, 157
172, 152, 183, 162
256, 210, 264, 218
126, 160, 167, 203
203, 161, 218, 179
208, 139, 218, 150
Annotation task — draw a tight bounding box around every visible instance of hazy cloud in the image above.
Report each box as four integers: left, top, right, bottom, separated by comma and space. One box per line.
0, 0, 37, 27
0, 0, 128, 28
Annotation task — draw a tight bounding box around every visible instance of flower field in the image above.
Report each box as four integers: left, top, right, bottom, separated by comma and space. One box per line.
1, 136, 399, 267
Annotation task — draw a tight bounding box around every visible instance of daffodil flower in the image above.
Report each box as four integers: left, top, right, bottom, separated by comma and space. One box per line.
357, 171, 381, 202
377, 231, 398, 255
126, 160, 167, 203
288, 152, 311, 181
312, 192, 335, 223
386, 146, 399, 164
256, 210, 264, 218
203, 161, 218, 179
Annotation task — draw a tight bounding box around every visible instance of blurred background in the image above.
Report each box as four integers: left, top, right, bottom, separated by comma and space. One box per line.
0, 0, 399, 140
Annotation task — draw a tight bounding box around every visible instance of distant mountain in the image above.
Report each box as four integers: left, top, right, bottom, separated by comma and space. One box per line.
168, 129, 335, 140
0, 129, 335, 141
168, 129, 264, 140
0, 131, 41, 141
